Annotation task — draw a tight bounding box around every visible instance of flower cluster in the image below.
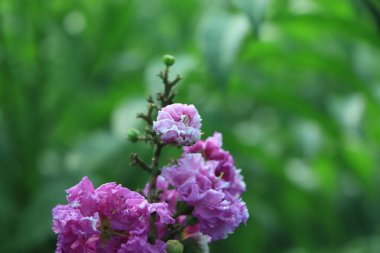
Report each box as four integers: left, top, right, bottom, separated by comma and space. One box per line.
52, 56, 249, 253
162, 144, 248, 241
52, 177, 173, 253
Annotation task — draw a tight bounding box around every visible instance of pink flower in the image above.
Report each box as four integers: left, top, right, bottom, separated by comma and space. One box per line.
161, 154, 249, 241
153, 103, 202, 145
52, 177, 174, 253
184, 132, 246, 197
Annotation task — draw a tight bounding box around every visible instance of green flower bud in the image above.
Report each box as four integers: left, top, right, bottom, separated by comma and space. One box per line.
183, 234, 209, 253
166, 240, 184, 253
127, 128, 140, 142
163, 54, 175, 67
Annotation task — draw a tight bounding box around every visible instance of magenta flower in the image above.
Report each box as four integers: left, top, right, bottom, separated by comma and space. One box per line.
52, 177, 174, 253
184, 132, 246, 197
153, 103, 202, 145
161, 154, 249, 241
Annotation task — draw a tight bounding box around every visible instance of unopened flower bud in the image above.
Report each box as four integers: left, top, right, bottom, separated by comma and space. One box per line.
163, 54, 175, 67
127, 128, 140, 142
166, 240, 184, 253
182, 233, 210, 253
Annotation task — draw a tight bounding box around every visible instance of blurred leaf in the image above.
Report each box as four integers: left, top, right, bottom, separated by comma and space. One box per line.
198, 11, 250, 88
64, 131, 125, 172
233, 0, 270, 36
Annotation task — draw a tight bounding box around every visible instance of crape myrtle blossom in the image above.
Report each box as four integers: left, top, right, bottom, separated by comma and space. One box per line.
52, 177, 174, 253
52, 56, 250, 252
184, 132, 246, 198
161, 153, 249, 241
153, 103, 202, 146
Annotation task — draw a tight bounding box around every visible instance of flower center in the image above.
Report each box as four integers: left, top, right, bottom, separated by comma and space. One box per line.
181, 115, 190, 126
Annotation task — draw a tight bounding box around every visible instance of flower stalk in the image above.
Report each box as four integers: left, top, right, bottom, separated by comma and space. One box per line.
129, 55, 183, 242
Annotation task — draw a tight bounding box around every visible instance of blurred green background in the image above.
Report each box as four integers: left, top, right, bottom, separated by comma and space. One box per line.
1, 0, 380, 252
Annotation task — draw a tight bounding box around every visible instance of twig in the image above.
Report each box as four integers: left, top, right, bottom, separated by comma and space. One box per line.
158, 68, 182, 107
130, 153, 152, 173
148, 142, 165, 202
130, 56, 181, 242
148, 212, 158, 244
163, 215, 196, 241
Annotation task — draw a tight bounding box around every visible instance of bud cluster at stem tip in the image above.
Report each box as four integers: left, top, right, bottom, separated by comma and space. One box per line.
166, 240, 184, 253
163, 54, 175, 67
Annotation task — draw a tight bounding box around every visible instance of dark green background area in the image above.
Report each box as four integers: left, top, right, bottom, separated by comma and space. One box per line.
1, 0, 380, 252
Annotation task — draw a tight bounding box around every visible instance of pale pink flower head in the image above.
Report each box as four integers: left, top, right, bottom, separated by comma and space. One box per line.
153, 103, 202, 145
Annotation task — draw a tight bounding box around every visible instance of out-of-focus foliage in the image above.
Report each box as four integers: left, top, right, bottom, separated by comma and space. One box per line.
1, 0, 380, 252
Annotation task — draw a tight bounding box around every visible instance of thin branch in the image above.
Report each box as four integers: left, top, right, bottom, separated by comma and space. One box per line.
157, 68, 182, 107
130, 57, 181, 242
152, 142, 164, 170
148, 213, 158, 244
163, 216, 196, 241
147, 142, 165, 203
130, 153, 152, 173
